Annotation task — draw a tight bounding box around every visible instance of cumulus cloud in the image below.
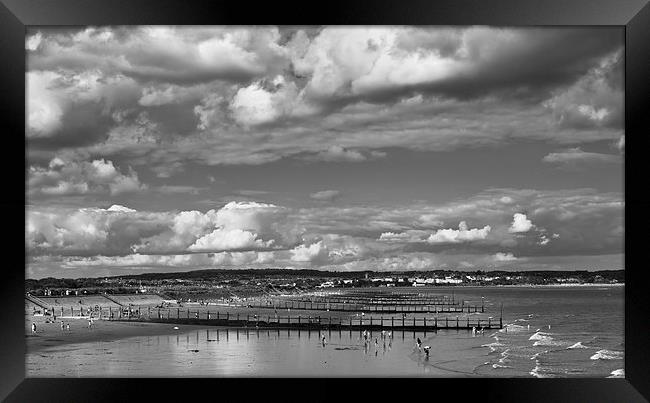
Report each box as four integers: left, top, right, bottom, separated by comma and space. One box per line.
542, 148, 620, 166
28, 26, 289, 84
290, 241, 329, 263
616, 135, 625, 153
28, 157, 146, 196
188, 228, 271, 252
309, 190, 341, 201
509, 213, 534, 233
26, 27, 623, 167
60, 250, 276, 269
27, 69, 141, 140
309, 145, 367, 162
28, 201, 299, 257
427, 221, 491, 244
229, 76, 300, 126
493, 252, 517, 261
543, 50, 623, 130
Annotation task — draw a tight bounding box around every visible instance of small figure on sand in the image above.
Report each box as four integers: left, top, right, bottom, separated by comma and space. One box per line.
388, 331, 392, 339
61, 321, 65, 331
416, 337, 422, 351
423, 346, 431, 358
322, 335, 327, 346
66, 323, 70, 331
363, 330, 368, 343
472, 326, 476, 335
31, 322, 36, 334
88, 318, 93, 329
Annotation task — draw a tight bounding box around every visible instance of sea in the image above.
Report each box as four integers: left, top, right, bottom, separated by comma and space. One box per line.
26, 285, 624, 377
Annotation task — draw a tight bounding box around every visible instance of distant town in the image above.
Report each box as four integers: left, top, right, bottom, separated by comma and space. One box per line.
25, 269, 624, 301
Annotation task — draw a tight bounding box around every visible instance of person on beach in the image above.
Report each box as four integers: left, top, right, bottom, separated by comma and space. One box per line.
381, 330, 386, 339
423, 346, 431, 359
322, 335, 327, 346
61, 321, 65, 331
66, 323, 70, 331
88, 318, 92, 329
31, 322, 36, 334
416, 337, 422, 351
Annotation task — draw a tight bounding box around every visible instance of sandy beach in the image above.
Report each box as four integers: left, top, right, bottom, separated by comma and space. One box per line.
26, 314, 211, 353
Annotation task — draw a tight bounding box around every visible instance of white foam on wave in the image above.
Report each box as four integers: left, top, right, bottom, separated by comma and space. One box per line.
498, 349, 510, 364
529, 331, 553, 341
533, 339, 565, 347
567, 342, 588, 349
590, 349, 624, 360
499, 324, 527, 334
607, 369, 625, 378
482, 342, 503, 353
493, 363, 512, 369
530, 350, 549, 360
529, 361, 554, 378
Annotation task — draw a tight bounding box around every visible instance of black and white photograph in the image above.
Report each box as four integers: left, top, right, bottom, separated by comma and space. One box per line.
25, 25, 625, 378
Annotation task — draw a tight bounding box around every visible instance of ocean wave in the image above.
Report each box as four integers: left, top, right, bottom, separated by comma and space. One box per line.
492, 364, 512, 369
567, 342, 588, 349
590, 349, 624, 360
498, 350, 510, 364
533, 339, 565, 347
482, 342, 503, 353
529, 331, 553, 341
530, 350, 549, 360
529, 362, 554, 378
500, 324, 527, 334
607, 369, 625, 378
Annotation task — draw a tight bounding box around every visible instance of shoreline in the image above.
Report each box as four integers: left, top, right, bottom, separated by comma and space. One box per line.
26, 317, 214, 353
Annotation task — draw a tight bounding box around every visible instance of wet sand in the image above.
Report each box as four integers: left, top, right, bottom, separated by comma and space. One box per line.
26, 314, 210, 353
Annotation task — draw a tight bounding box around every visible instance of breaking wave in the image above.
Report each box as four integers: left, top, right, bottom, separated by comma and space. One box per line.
567, 342, 588, 349
590, 349, 624, 360
607, 369, 625, 378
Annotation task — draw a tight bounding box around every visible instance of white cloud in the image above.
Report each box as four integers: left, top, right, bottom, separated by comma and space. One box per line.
509, 213, 534, 233
188, 228, 269, 252
106, 204, 136, 213
616, 135, 625, 153
427, 221, 491, 244
229, 76, 299, 126
290, 241, 329, 263
309, 190, 341, 201
493, 252, 517, 261
309, 145, 367, 162
542, 148, 620, 166
26, 32, 42, 51
29, 157, 146, 196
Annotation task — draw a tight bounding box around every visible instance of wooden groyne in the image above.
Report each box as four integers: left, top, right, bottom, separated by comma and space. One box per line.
113, 314, 502, 332
101, 306, 502, 331
243, 300, 484, 313
278, 296, 461, 306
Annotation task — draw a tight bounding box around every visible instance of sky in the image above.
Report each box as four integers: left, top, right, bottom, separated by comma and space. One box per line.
25, 26, 624, 279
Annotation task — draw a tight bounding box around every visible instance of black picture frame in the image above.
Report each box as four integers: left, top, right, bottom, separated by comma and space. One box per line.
2, 0, 648, 401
